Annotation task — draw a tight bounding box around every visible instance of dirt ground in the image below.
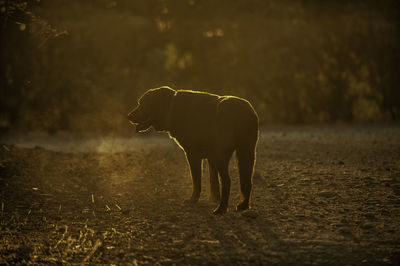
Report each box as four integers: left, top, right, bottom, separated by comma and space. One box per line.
1, 126, 400, 265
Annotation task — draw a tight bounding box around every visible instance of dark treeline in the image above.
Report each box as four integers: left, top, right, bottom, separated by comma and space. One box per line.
1, 0, 399, 135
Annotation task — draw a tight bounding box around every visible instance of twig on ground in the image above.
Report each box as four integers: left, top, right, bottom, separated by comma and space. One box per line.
82, 239, 102, 263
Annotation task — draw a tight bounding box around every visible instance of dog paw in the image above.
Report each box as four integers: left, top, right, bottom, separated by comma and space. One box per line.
213, 205, 227, 215
236, 202, 249, 211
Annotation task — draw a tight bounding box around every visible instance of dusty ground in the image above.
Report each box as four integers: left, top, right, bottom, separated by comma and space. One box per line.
1, 126, 400, 265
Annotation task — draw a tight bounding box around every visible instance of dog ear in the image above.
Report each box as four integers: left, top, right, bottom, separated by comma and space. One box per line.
150, 86, 176, 131
157, 86, 176, 96
140, 86, 175, 105
150, 86, 175, 106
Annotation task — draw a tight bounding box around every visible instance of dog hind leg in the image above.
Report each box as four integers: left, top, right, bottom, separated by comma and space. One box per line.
213, 152, 233, 214
184, 153, 202, 204
236, 142, 256, 211
208, 159, 220, 203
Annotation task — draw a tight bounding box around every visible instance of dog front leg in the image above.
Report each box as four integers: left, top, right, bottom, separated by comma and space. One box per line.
208, 159, 220, 203
184, 153, 202, 204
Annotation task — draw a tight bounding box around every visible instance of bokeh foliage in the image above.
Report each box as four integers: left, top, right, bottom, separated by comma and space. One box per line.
1, 0, 399, 134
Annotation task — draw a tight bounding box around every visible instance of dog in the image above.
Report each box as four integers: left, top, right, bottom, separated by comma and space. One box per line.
127, 86, 259, 214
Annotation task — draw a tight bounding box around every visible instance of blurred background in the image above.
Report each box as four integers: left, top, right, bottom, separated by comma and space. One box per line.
1, 0, 399, 136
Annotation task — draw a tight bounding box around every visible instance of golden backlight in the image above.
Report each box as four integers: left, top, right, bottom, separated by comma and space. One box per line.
1, 1, 399, 265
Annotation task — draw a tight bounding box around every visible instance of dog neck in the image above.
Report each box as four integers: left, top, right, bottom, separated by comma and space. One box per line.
164, 90, 177, 132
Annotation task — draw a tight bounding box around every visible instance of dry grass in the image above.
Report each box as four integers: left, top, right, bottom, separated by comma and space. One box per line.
1, 126, 400, 264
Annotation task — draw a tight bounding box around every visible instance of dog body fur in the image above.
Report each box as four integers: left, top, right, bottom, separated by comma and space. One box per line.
128, 86, 259, 214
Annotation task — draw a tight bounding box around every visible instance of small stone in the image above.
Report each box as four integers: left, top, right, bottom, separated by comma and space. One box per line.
317, 191, 337, 198
364, 213, 375, 220
338, 227, 353, 237
360, 223, 374, 230
157, 222, 173, 231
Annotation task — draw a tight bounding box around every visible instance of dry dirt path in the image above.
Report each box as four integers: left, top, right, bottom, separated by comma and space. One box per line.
1, 126, 400, 264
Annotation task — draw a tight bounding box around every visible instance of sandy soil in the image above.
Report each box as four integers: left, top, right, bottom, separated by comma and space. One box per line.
1, 126, 400, 265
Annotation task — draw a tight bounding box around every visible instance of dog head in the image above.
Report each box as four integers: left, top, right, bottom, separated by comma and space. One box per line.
128, 86, 176, 132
